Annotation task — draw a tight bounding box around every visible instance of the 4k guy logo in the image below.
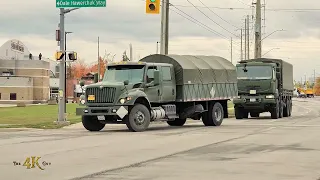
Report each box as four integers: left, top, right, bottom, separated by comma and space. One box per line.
13, 156, 51, 170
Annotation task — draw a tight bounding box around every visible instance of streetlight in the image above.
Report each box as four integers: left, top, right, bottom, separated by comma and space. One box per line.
262, 47, 280, 57
64, 31, 73, 112
261, 29, 285, 42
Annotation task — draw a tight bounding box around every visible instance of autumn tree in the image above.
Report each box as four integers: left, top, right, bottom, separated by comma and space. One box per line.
70, 58, 90, 80
314, 77, 320, 96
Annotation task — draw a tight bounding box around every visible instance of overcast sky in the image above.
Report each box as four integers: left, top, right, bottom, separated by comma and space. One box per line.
0, 0, 319, 81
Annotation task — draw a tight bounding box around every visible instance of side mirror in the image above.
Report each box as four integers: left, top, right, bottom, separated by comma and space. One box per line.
276, 72, 280, 79
154, 70, 160, 86
79, 80, 85, 87
93, 73, 98, 83
124, 80, 129, 85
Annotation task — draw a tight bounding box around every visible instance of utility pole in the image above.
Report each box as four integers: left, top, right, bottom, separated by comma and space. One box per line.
247, 15, 250, 59
254, 0, 262, 58
240, 29, 243, 60
160, 0, 169, 55
129, 43, 133, 61
244, 18, 247, 59
98, 36, 100, 82
230, 37, 233, 64
314, 69, 316, 86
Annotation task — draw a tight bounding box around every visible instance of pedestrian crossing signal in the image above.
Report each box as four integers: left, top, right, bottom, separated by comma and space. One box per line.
68, 52, 77, 61
55, 51, 64, 61
146, 0, 160, 14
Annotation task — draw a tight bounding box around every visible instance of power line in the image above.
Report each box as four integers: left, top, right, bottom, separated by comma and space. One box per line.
172, 4, 320, 12
198, 0, 240, 29
185, 0, 240, 38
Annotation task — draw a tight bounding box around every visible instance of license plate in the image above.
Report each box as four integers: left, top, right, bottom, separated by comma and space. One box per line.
250, 98, 256, 102
88, 95, 95, 101
97, 116, 105, 120
249, 90, 256, 94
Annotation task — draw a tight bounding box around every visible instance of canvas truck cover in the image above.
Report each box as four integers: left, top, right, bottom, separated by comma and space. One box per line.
239, 58, 294, 90
139, 54, 238, 102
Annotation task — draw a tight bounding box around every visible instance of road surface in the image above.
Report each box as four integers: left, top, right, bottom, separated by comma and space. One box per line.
1, 98, 320, 180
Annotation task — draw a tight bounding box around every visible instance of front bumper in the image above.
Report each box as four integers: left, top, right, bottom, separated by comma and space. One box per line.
233, 96, 276, 109
76, 106, 129, 118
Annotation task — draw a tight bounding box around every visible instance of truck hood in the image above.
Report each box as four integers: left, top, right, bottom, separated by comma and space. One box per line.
238, 79, 272, 94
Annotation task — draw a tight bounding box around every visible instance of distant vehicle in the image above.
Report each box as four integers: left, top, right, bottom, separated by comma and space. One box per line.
233, 58, 294, 119
76, 54, 238, 132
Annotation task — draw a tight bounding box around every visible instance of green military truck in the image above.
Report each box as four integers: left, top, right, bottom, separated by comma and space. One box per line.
233, 58, 294, 119
76, 54, 238, 132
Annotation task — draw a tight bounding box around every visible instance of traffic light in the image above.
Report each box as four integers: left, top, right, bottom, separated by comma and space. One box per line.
55, 51, 64, 60
146, 0, 160, 14
68, 52, 77, 61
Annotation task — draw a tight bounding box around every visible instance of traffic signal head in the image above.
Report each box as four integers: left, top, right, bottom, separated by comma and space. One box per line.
146, 0, 160, 14
55, 51, 64, 60
68, 52, 77, 61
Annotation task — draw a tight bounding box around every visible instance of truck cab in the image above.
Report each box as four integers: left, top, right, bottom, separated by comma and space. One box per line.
76, 61, 177, 132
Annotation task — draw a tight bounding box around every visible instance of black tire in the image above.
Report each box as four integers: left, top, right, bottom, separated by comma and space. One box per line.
270, 100, 279, 119
125, 104, 151, 132
250, 112, 260, 118
235, 107, 243, 119
288, 99, 292, 117
243, 111, 249, 118
279, 100, 283, 118
167, 118, 187, 126
82, 115, 105, 131
202, 102, 224, 126
283, 99, 289, 117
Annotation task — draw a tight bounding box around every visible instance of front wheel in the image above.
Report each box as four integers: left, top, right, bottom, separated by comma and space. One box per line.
167, 118, 187, 126
125, 104, 151, 132
82, 115, 105, 131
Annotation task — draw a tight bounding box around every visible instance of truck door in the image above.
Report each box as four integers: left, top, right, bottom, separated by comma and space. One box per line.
145, 65, 160, 103
160, 66, 176, 102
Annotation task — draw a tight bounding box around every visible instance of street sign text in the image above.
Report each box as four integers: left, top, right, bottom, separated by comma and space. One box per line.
56, 0, 106, 8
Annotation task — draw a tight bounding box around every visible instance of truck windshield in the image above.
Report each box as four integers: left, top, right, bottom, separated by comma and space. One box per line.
236, 65, 273, 80
103, 65, 145, 83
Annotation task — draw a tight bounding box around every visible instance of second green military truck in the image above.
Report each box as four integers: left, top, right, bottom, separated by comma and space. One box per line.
233, 58, 294, 119
76, 54, 238, 132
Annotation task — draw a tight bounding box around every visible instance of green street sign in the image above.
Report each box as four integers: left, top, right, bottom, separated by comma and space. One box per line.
56, 0, 106, 8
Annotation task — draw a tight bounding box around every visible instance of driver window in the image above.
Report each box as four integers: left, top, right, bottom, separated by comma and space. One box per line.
146, 66, 157, 83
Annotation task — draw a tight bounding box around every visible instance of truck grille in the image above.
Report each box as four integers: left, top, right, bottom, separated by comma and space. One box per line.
86, 87, 116, 103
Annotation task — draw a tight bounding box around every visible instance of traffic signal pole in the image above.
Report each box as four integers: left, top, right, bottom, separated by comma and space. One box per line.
55, 8, 78, 124
56, 8, 68, 124
160, 0, 169, 55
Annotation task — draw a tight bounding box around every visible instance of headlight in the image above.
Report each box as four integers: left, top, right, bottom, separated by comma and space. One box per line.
120, 98, 126, 104
237, 96, 241, 99
266, 95, 274, 99
80, 99, 85, 104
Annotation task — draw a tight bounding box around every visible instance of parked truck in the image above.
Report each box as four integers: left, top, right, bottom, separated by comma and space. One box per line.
76, 54, 238, 132
233, 58, 294, 119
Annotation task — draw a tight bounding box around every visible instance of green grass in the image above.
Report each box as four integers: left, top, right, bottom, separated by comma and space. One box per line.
0, 104, 81, 129
228, 100, 235, 116
0, 100, 236, 129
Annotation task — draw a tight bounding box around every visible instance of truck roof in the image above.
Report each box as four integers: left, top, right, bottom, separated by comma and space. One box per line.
139, 54, 237, 85
238, 58, 293, 67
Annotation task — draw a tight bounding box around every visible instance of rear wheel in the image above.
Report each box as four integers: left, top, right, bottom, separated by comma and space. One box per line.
202, 102, 224, 126
167, 118, 187, 126
82, 115, 105, 131
283, 99, 289, 117
288, 99, 292, 117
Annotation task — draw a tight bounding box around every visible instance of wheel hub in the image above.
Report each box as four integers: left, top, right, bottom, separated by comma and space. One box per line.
134, 111, 145, 125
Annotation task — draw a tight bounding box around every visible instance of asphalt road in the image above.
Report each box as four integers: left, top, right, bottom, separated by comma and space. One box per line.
1, 98, 320, 180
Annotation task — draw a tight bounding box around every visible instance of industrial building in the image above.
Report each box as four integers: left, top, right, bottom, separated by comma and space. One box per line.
0, 39, 59, 104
